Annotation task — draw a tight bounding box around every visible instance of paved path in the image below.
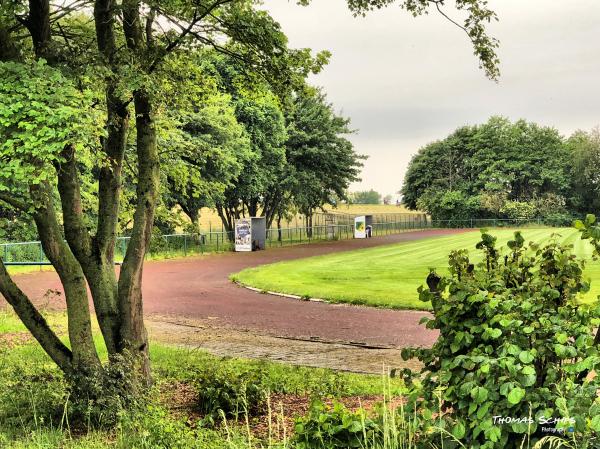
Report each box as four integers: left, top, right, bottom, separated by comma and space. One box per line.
5, 229, 465, 349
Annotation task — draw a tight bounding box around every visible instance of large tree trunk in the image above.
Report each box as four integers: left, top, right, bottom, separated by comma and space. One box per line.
116, 89, 159, 384
0, 0, 157, 392
2, 0, 102, 374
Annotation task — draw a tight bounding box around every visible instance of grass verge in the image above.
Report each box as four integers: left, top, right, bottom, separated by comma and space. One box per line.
0, 309, 407, 448
232, 228, 600, 309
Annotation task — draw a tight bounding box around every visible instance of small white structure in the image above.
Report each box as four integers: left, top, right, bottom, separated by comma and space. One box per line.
354, 215, 373, 238
235, 217, 266, 251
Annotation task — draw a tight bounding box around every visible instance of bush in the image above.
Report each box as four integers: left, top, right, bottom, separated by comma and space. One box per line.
402, 229, 600, 448
542, 212, 574, 227
195, 364, 267, 421
293, 400, 381, 449
117, 404, 197, 449
417, 189, 480, 222
499, 200, 537, 220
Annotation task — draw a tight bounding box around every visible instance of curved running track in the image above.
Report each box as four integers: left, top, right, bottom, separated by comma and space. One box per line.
3, 229, 467, 348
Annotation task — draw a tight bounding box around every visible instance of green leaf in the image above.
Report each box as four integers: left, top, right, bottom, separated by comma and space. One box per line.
476, 402, 492, 420
556, 333, 568, 344
507, 387, 526, 405
521, 365, 536, 376
486, 425, 502, 442
471, 386, 489, 404
452, 421, 466, 439
590, 415, 600, 432
511, 421, 530, 434
519, 351, 535, 364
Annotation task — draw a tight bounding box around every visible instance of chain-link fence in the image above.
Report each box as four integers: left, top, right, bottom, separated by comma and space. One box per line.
1, 214, 575, 266
430, 216, 578, 229
1, 214, 429, 265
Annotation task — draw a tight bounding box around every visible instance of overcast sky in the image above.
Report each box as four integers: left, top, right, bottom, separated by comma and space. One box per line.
262, 0, 600, 197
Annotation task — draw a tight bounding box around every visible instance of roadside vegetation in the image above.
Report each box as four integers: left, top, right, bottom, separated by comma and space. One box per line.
0, 308, 408, 449
233, 227, 600, 309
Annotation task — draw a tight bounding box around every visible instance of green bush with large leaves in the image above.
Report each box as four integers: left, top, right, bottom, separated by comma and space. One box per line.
402, 226, 600, 448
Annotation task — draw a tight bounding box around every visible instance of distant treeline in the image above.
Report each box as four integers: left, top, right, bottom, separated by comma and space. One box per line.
401, 116, 600, 222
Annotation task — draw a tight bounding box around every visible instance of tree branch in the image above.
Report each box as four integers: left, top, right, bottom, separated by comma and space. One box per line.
0, 259, 73, 372
55, 144, 93, 261
0, 192, 30, 212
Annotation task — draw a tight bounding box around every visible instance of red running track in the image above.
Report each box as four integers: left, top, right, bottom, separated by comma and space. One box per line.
3, 229, 467, 348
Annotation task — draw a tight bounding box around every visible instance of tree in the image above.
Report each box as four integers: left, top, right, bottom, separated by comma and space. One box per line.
402, 117, 572, 220
568, 128, 600, 216
284, 88, 363, 233
351, 189, 382, 204
213, 68, 289, 235
159, 52, 250, 230
0, 0, 324, 402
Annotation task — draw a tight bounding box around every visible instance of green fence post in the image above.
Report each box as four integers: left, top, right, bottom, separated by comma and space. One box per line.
184, 234, 188, 257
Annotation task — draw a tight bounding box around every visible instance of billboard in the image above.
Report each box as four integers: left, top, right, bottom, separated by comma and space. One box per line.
235, 218, 252, 251
354, 215, 366, 239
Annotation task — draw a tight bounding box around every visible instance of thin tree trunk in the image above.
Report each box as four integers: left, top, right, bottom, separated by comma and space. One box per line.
216, 205, 237, 241
277, 216, 282, 242
92, 0, 129, 356
30, 183, 101, 369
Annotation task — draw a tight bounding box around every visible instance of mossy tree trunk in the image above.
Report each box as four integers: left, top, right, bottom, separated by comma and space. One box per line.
0, 0, 160, 391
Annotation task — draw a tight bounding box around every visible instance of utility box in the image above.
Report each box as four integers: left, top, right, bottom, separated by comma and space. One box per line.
354, 215, 373, 238
235, 217, 266, 251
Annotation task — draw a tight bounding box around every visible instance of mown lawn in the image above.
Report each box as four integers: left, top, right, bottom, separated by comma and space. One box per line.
232, 228, 600, 310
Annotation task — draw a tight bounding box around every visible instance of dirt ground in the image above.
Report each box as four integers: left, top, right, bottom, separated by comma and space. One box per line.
4, 229, 466, 373
147, 316, 423, 374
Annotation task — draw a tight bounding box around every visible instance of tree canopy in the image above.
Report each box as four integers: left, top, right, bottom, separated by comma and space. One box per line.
400, 116, 596, 222
350, 189, 383, 205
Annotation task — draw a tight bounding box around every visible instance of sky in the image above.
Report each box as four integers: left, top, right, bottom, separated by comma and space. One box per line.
262, 0, 600, 197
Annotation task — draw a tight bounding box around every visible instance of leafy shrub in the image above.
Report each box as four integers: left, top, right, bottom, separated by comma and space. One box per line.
499, 200, 537, 220
543, 212, 574, 227
293, 400, 381, 449
117, 404, 197, 449
417, 189, 480, 221
195, 364, 267, 420
402, 228, 600, 448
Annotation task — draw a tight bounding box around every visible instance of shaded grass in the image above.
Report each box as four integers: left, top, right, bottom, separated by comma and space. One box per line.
232, 228, 600, 310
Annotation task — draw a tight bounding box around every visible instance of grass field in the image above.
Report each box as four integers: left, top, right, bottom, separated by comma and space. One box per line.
233, 228, 600, 310
194, 204, 420, 230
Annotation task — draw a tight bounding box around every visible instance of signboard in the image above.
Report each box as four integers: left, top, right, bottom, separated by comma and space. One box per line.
235, 218, 252, 251
354, 216, 366, 239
